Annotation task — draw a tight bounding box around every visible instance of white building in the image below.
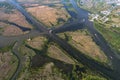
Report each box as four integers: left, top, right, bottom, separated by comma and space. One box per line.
101, 11, 110, 16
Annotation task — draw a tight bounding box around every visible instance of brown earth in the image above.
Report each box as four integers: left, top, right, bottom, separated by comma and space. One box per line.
17, 0, 61, 4
0, 9, 32, 28
0, 8, 32, 36
59, 30, 108, 63
47, 45, 75, 64
26, 36, 47, 50
26, 5, 70, 27
3, 24, 23, 36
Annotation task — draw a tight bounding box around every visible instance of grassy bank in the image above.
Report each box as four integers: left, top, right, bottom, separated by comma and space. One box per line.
94, 21, 120, 53
58, 29, 108, 63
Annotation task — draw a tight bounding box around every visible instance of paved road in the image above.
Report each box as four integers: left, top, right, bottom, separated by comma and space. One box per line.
5, 0, 120, 80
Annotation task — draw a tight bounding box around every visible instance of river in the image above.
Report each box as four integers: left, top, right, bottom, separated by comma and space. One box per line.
70, 0, 120, 79
6, 0, 120, 79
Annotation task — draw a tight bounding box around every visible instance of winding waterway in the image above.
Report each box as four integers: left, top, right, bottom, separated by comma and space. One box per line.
2, 0, 120, 79
70, 0, 120, 79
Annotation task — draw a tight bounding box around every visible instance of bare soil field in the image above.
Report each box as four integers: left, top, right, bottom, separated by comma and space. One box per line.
109, 14, 120, 27
2, 23, 23, 36
0, 8, 32, 36
26, 5, 70, 27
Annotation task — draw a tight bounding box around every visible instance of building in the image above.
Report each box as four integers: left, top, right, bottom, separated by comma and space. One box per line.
100, 10, 110, 16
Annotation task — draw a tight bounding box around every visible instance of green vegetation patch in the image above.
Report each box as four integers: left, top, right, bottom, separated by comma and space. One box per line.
25, 36, 48, 51
0, 2, 13, 9
47, 43, 75, 64
0, 51, 18, 80
82, 74, 107, 80
94, 21, 120, 53
17, 45, 36, 79
58, 29, 108, 63
0, 45, 12, 53
0, 2, 14, 13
